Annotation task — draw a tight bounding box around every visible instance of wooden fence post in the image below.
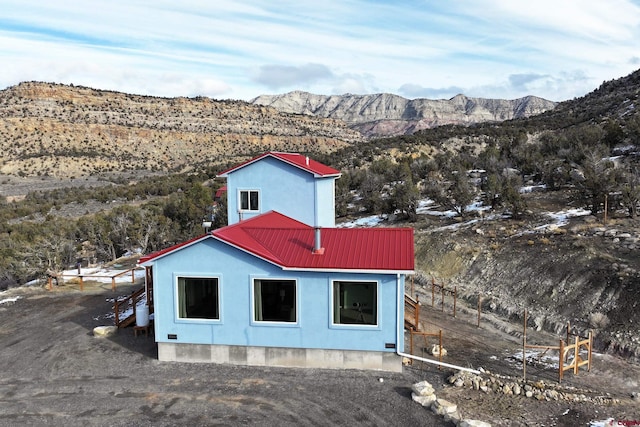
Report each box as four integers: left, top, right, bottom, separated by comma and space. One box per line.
438, 329, 443, 370
522, 308, 527, 380
431, 278, 435, 307
559, 339, 565, 383
574, 335, 579, 374
453, 286, 457, 318
587, 331, 593, 372
415, 295, 420, 331
410, 329, 414, 361
115, 299, 120, 326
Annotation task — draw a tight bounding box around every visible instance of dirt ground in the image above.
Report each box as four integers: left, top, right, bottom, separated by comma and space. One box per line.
0, 281, 638, 427
411, 286, 640, 427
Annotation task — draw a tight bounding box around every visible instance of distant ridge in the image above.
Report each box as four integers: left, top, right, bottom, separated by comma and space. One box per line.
0, 82, 363, 178
251, 91, 557, 138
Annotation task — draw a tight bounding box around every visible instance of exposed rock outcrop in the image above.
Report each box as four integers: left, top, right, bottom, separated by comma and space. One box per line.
251, 91, 556, 137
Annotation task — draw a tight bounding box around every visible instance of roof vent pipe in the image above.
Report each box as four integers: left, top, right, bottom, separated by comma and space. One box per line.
306, 156, 309, 166
313, 226, 324, 255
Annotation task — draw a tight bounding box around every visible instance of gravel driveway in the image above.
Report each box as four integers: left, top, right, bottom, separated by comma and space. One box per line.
0, 284, 447, 426
2, 282, 638, 427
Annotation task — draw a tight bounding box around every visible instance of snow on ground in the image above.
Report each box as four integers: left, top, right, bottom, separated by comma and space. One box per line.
541, 208, 592, 227
101, 292, 147, 322
505, 349, 560, 370
337, 215, 387, 228
0, 295, 21, 305
61, 265, 146, 283
589, 418, 616, 427
338, 189, 591, 235
519, 208, 593, 235
519, 184, 546, 193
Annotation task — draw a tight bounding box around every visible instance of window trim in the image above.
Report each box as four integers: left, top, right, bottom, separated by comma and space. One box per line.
250, 277, 299, 326
330, 279, 380, 329
238, 189, 260, 213
174, 274, 222, 323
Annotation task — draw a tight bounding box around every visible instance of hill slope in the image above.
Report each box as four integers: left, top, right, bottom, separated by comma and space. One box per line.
0, 82, 363, 178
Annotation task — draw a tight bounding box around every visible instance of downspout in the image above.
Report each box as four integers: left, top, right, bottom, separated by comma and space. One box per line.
396, 274, 480, 374
396, 273, 403, 358
397, 351, 481, 374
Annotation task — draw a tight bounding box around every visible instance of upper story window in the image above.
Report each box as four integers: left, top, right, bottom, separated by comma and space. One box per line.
239, 189, 260, 212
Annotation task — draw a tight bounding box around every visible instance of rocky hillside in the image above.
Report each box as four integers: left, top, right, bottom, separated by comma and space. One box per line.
251, 91, 556, 137
412, 190, 640, 362
0, 82, 363, 178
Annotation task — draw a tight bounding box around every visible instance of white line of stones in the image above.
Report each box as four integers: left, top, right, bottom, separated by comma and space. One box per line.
446, 370, 620, 405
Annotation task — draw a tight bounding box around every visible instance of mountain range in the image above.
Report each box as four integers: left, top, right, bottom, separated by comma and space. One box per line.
251, 91, 557, 137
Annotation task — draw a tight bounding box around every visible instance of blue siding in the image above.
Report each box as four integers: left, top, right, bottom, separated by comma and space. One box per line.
225, 156, 335, 226
151, 239, 403, 353
314, 177, 336, 227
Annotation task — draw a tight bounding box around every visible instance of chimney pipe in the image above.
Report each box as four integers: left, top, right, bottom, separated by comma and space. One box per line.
313, 226, 324, 255
306, 156, 309, 166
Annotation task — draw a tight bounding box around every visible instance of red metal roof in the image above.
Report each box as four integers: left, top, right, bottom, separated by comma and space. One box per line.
214, 185, 227, 199
139, 211, 414, 273
213, 211, 414, 272
217, 152, 341, 178
138, 234, 210, 264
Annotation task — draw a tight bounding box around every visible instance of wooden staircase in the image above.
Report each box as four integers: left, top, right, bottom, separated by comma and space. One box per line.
404, 293, 420, 331
114, 287, 151, 328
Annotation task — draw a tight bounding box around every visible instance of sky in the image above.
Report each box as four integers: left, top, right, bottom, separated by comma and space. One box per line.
1, 0, 639, 102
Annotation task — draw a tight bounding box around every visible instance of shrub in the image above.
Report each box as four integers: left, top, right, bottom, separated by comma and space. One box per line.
589, 312, 610, 329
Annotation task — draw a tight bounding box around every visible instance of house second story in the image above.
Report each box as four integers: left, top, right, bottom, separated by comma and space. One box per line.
217, 152, 341, 227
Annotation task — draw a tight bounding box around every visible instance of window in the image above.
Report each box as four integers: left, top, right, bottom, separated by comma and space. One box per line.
239, 190, 259, 212
253, 279, 296, 322
333, 281, 377, 325
177, 277, 219, 320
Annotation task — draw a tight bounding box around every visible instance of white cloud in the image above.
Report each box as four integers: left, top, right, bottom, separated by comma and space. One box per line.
253, 64, 334, 89
0, 0, 639, 101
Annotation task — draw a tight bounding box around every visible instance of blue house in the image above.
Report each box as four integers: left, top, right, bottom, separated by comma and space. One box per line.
217, 152, 340, 227
139, 152, 414, 371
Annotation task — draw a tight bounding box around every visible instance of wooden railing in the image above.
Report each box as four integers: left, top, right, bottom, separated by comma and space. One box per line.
559, 332, 592, 382
404, 294, 420, 331
49, 266, 141, 291
114, 287, 146, 328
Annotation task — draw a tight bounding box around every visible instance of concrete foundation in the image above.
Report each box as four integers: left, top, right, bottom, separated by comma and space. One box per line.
158, 343, 402, 372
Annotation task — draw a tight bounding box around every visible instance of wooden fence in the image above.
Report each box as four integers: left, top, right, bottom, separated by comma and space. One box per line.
522, 309, 592, 383
430, 278, 457, 317
48, 267, 141, 291
408, 328, 444, 369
